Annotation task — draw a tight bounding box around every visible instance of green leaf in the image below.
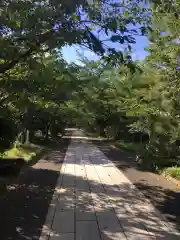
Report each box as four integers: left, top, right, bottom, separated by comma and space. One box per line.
110, 35, 124, 44
87, 31, 105, 54
124, 36, 136, 44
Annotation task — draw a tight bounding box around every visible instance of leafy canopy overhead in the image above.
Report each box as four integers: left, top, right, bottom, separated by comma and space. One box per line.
0, 0, 150, 73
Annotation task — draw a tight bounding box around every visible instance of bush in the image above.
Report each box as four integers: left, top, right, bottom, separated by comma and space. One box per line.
0, 117, 18, 152
2, 144, 41, 161
161, 167, 180, 180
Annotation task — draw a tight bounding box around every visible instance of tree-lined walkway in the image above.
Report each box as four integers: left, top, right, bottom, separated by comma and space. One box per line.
40, 130, 180, 240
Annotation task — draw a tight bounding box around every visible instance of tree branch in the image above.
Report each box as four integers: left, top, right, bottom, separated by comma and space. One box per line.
0, 29, 55, 74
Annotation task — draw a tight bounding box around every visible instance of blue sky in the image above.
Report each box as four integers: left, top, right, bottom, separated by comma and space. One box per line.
62, 35, 149, 64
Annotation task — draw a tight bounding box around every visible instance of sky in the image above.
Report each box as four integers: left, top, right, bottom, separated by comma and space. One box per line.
62, 35, 149, 65
61, 0, 150, 65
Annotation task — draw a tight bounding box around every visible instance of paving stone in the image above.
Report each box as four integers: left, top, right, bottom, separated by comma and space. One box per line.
39, 202, 57, 240
76, 209, 96, 221
52, 211, 74, 233
64, 165, 75, 173
61, 176, 75, 188
75, 165, 87, 178
56, 174, 63, 186
75, 179, 90, 191
49, 232, 74, 240
89, 184, 105, 193
116, 212, 152, 240
75, 200, 94, 212
55, 186, 75, 198
75, 190, 92, 199
93, 165, 114, 187
96, 211, 121, 229
58, 187, 75, 197
91, 192, 113, 212
76, 221, 101, 240
96, 211, 126, 239
56, 193, 75, 212
75, 190, 94, 212
84, 165, 101, 183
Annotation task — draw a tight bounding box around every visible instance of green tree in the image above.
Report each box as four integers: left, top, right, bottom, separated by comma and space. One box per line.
0, 0, 150, 73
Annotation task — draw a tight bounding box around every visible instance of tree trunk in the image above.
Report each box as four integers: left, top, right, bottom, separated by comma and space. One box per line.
25, 129, 30, 144
45, 124, 50, 140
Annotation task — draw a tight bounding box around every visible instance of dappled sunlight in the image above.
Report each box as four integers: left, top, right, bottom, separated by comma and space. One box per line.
47, 132, 180, 240
53, 169, 180, 239
92, 137, 180, 232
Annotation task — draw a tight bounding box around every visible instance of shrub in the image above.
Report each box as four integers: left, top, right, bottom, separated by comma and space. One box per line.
161, 167, 180, 180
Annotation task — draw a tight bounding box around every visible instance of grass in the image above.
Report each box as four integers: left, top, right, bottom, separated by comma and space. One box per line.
1, 144, 42, 162
160, 167, 180, 180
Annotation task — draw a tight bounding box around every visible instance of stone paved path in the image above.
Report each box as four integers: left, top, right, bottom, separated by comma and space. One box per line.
40, 130, 180, 240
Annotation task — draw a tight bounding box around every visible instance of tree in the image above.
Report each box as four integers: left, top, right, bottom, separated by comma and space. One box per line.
0, 51, 74, 144
0, 0, 150, 74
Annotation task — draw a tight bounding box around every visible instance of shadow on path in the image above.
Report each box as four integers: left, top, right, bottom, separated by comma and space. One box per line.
51, 166, 180, 239
91, 139, 180, 232
0, 139, 69, 240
